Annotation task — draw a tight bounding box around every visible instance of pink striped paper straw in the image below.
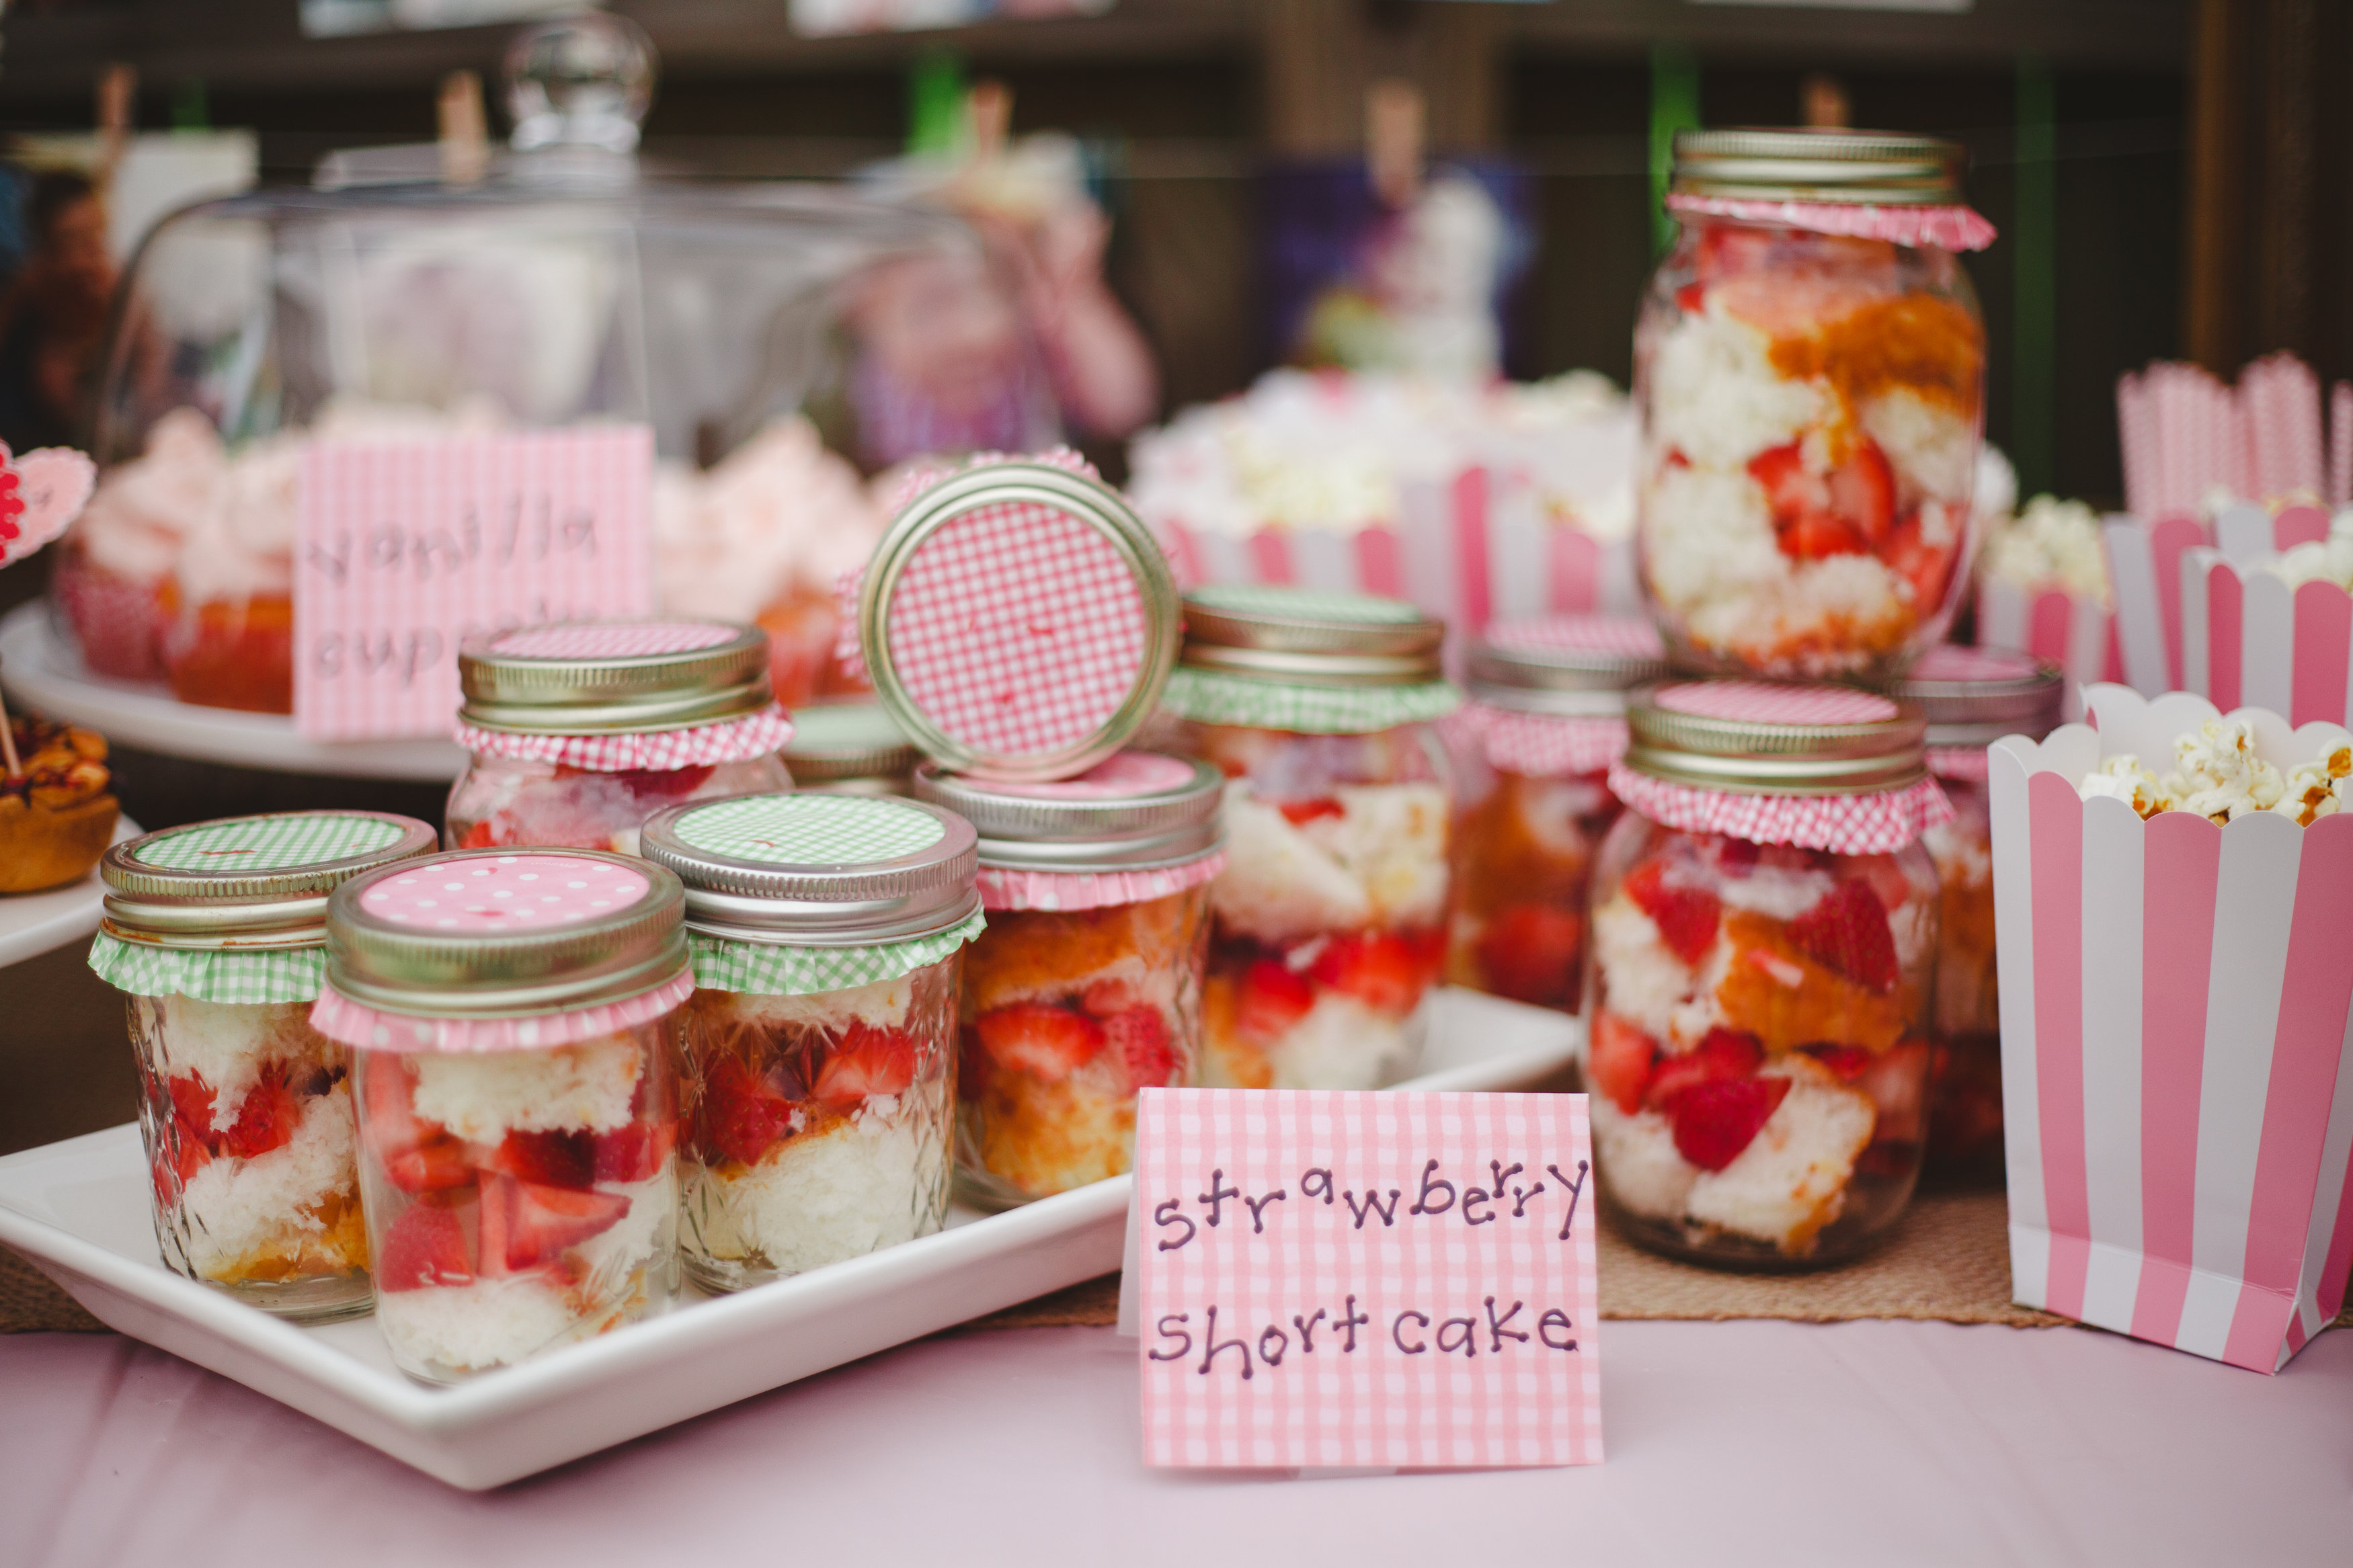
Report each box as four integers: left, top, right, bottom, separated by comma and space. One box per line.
2117, 372, 2151, 518
2332, 382, 2353, 507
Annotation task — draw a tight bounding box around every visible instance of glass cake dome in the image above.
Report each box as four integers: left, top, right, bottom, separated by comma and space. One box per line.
57, 14, 1058, 714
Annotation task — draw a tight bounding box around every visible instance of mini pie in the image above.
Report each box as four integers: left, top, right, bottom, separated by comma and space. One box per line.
0, 713, 117, 893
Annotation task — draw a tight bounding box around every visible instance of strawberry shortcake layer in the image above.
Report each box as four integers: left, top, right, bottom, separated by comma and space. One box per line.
959, 891, 1204, 1203
1584, 829, 1934, 1257
681, 971, 955, 1286
1199, 782, 1448, 1089
141, 997, 368, 1286
357, 1028, 678, 1380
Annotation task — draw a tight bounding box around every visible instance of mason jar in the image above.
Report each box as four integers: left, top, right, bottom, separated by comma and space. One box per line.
779, 700, 920, 797
446, 620, 793, 854
1637, 129, 1992, 682
1153, 585, 1458, 1090
914, 751, 1223, 1206
90, 811, 438, 1320
1895, 644, 2062, 1181
317, 849, 689, 1383
1448, 615, 1665, 1012
1585, 679, 1947, 1266
639, 792, 982, 1290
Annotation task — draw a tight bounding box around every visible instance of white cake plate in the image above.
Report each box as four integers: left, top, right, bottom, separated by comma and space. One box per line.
0, 988, 1579, 1490
0, 604, 466, 782
0, 814, 141, 970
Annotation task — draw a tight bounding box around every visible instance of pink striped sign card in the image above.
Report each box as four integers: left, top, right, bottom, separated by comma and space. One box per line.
1118, 1088, 1603, 1473
293, 427, 657, 739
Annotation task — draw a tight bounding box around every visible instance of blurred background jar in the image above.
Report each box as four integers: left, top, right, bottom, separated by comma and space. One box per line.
90, 810, 436, 1320
1152, 585, 1458, 1091
1893, 644, 2063, 1183
321, 848, 688, 1385
1636, 128, 1992, 684
914, 752, 1222, 1208
1585, 680, 1947, 1268
446, 619, 792, 853
779, 700, 920, 797
1446, 614, 1666, 1014
641, 792, 980, 1291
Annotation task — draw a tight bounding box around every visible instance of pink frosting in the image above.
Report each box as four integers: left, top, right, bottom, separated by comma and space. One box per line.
651, 417, 885, 626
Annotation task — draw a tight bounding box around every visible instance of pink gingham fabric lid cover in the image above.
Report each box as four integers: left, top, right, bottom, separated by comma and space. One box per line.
856, 454, 1181, 782
1612, 679, 1950, 853
1463, 614, 1665, 778
1665, 192, 1995, 252
1896, 643, 2063, 784
455, 619, 789, 768
313, 850, 691, 1052
914, 750, 1226, 912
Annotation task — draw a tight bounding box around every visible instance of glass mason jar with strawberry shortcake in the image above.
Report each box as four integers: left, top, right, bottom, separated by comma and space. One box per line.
639, 792, 982, 1289
90, 811, 440, 1321
1584, 681, 1950, 1266
914, 753, 1223, 1206
446, 620, 794, 855
1895, 644, 2061, 1181
317, 849, 690, 1383
1636, 129, 1993, 683
1152, 585, 1459, 1090
1447, 615, 1666, 1013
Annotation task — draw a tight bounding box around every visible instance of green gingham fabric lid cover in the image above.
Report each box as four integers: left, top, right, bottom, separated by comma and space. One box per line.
90, 812, 434, 1004
1162, 584, 1460, 735
639, 792, 984, 997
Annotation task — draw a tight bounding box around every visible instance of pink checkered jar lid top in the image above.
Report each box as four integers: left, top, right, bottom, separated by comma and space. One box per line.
1895, 643, 2063, 749
1468, 614, 1668, 718
912, 750, 1224, 875
1624, 679, 1927, 797
859, 460, 1181, 782
320, 849, 688, 1038
457, 618, 773, 737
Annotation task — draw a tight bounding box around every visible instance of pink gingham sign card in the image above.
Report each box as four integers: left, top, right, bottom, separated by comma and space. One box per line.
1122, 1088, 1602, 1472
294, 426, 657, 740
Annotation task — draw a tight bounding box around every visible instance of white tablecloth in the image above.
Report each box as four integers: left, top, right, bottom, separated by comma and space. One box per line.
4, 1319, 2348, 1565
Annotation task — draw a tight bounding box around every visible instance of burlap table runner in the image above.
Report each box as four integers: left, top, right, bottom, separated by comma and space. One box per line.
11, 1192, 2346, 1337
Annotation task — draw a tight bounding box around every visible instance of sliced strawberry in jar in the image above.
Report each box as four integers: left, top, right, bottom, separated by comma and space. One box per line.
376, 1203, 475, 1293
612, 764, 716, 800
974, 1003, 1105, 1083
1881, 512, 1953, 607
496, 1178, 630, 1272
956, 1024, 990, 1102
590, 1120, 676, 1184
703, 1053, 799, 1167
1586, 1012, 1659, 1116
166, 1073, 218, 1142
1786, 880, 1899, 994
1080, 978, 1142, 1017
216, 1072, 301, 1161
813, 1022, 918, 1114
1644, 1027, 1764, 1110
1804, 1043, 1874, 1081
1623, 860, 1720, 966
1668, 1075, 1792, 1172
1826, 438, 1896, 546
1308, 930, 1432, 1016
1277, 797, 1345, 827
1234, 960, 1314, 1044
1751, 438, 1894, 560
1103, 1007, 1179, 1091
361, 1063, 473, 1193
456, 820, 501, 850
1474, 902, 1585, 1007
481, 1128, 594, 1191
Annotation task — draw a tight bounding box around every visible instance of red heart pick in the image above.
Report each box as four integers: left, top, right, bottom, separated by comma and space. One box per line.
0, 445, 97, 568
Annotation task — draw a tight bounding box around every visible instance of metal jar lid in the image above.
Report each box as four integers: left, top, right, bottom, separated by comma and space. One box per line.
639, 792, 979, 946
912, 751, 1224, 875
101, 811, 439, 951
1468, 614, 1670, 719
1179, 584, 1445, 689
457, 619, 773, 736
325, 848, 687, 1020
1893, 644, 2065, 750
1671, 127, 1967, 208
1623, 679, 1927, 797
782, 700, 920, 786
859, 460, 1181, 781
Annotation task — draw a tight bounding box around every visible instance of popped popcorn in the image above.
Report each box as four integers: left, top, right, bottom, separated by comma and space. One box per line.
1981, 495, 2112, 606
2075, 720, 2352, 826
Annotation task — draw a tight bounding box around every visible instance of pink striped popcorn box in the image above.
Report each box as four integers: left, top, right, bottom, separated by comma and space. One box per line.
2176, 553, 2353, 735
1154, 466, 1638, 644
1975, 576, 2122, 719
1118, 1087, 1603, 1471
1989, 684, 2353, 1371
2102, 503, 2331, 695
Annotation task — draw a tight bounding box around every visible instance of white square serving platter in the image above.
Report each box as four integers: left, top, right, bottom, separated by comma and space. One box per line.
0, 988, 1578, 1489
